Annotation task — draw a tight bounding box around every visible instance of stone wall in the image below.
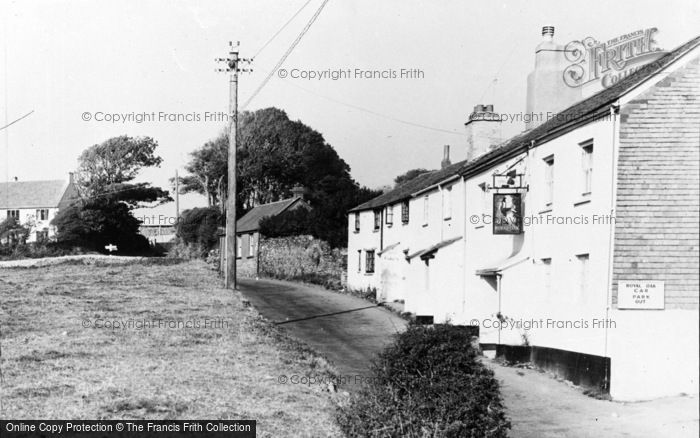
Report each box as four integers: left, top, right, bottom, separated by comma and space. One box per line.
258, 235, 346, 290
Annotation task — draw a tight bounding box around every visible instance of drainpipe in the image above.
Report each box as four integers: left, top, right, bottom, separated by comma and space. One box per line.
604, 103, 620, 391
380, 209, 384, 251
497, 273, 502, 345
462, 177, 468, 315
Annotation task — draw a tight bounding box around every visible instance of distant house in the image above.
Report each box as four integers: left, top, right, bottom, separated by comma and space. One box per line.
232, 188, 310, 277
0, 173, 79, 242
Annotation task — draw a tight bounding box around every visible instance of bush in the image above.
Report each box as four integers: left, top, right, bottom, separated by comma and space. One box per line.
52, 199, 151, 255
176, 207, 222, 253
337, 323, 511, 437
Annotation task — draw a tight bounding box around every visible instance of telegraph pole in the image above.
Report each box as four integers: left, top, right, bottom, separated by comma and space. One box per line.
174, 169, 180, 221
217, 41, 251, 290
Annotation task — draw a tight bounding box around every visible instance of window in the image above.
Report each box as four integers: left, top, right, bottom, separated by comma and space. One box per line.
7, 210, 19, 219
542, 258, 552, 293
543, 156, 554, 208
401, 201, 409, 224
423, 195, 429, 225
373, 210, 381, 231
236, 236, 242, 258
36, 209, 49, 221
354, 213, 360, 232
576, 254, 590, 294
443, 186, 452, 219
365, 250, 375, 274
386, 205, 393, 225
248, 233, 255, 257
36, 229, 49, 242
357, 250, 362, 272
580, 140, 593, 195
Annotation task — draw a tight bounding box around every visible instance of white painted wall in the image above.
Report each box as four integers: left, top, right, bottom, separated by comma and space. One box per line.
1, 207, 59, 242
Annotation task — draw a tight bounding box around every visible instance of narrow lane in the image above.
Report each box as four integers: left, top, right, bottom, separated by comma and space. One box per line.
238, 278, 406, 377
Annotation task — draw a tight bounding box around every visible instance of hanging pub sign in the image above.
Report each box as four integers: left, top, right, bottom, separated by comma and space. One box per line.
493, 193, 523, 234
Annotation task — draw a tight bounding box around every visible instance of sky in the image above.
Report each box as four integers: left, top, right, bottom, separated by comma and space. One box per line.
2, 0, 699, 210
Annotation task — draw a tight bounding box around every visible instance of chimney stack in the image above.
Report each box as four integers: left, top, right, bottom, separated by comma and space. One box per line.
465, 104, 502, 161
441, 145, 451, 169
525, 26, 582, 130
291, 185, 306, 200
68, 172, 75, 184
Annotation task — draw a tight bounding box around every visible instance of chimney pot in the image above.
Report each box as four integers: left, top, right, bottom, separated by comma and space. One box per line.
485, 104, 494, 112
441, 145, 451, 169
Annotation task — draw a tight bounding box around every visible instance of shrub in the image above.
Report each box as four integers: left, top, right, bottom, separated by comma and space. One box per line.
337, 323, 511, 437
176, 207, 222, 253
52, 199, 151, 254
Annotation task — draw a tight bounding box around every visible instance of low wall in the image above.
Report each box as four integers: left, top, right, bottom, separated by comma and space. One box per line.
258, 235, 346, 289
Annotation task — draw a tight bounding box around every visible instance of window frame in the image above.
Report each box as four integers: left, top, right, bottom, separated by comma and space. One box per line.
365, 250, 375, 274
443, 185, 453, 220
386, 205, 393, 226
7, 209, 19, 219
248, 233, 255, 258
423, 195, 429, 225
580, 140, 593, 196
543, 155, 555, 208
401, 201, 409, 224
236, 235, 242, 258
36, 208, 49, 221
373, 209, 381, 231
354, 212, 360, 232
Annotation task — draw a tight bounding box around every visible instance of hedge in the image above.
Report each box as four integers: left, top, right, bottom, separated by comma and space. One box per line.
337, 323, 511, 437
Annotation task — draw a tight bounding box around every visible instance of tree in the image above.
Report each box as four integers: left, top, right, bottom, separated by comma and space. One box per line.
178, 107, 382, 247
53, 136, 171, 253
394, 168, 433, 186
177, 134, 228, 208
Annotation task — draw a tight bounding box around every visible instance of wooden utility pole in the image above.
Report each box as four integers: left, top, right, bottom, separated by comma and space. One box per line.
217, 41, 251, 290
174, 169, 180, 221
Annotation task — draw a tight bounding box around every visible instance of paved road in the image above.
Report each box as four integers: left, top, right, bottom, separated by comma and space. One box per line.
238, 278, 406, 378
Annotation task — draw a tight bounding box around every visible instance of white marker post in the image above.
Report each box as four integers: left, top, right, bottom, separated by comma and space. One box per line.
105, 244, 118, 255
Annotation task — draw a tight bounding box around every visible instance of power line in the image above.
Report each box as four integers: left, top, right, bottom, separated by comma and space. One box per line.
252, 0, 313, 60
243, 0, 331, 109
0, 110, 34, 131
283, 79, 465, 136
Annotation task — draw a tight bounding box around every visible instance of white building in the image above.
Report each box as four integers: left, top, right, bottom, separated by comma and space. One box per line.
0, 173, 78, 242
348, 30, 700, 400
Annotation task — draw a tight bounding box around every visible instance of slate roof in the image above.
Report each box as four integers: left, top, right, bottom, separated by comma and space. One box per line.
0, 180, 69, 209
236, 197, 306, 233
349, 35, 700, 213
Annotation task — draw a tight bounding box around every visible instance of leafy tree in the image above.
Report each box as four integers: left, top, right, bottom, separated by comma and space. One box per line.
176, 207, 222, 252
178, 107, 382, 247
53, 135, 171, 253
394, 168, 433, 186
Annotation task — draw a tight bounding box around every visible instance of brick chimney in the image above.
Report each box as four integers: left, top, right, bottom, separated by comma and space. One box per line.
465, 104, 502, 161
525, 26, 582, 130
441, 145, 451, 169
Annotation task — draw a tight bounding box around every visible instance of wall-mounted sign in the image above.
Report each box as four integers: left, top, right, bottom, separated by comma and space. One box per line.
493, 193, 522, 235
618, 281, 665, 309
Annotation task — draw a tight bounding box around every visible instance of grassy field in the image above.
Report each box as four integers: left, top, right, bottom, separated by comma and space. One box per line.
0, 259, 342, 437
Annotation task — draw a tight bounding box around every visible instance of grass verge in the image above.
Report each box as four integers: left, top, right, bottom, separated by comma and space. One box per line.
0, 260, 341, 437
